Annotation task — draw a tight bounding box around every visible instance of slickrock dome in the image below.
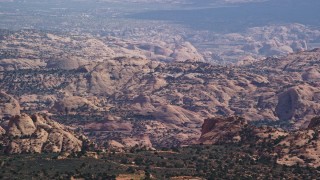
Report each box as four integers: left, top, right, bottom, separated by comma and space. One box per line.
47, 57, 81, 70
2, 113, 83, 154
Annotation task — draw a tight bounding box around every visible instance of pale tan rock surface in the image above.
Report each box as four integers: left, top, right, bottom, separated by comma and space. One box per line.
108, 140, 125, 149
2, 113, 83, 154
7, 114, 36, 137
0, 126, 5, 135
52, 95, 99, 113
0, 92, 20, 119
121, 134, 153, 148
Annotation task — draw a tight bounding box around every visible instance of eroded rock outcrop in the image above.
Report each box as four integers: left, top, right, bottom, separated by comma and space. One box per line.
1, 113, 84, 154
46, 57, 82, 70
152, 105, 203, 124
199, 116, 247, 144
199, 116, 320, 167
121, 134, 153, 149
7, 114, 36, 137
0, 126, 5, 135
0, 92, 20, 119
275, 88, 299, 121
275, 85, 320, 126
52, 95, 99, 114
108, 140, 125, 149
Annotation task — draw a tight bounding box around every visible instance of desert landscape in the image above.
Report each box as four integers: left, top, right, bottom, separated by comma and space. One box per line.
0, 0, 320, 179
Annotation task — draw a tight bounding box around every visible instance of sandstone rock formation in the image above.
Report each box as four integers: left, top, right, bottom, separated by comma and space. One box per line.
199, 116, 247, 144
108, 140, 125, 149
7, 113, 36, 137
1, 30, 320, 147
276, 85, 320, 127
151, 105, 203, 124
170, 42, 204, 62
46, 57, 82, 70
0, 31, 204, 71
0, 126, 5, 135
275, 88, 299, 121
0, 92, 20, 119
0, 58, 46, 71
198, 23, 320, 63
52, 95, 99, 114
1, 113, 83, 154
199, 116, 320, 167
121, 134, 153, 149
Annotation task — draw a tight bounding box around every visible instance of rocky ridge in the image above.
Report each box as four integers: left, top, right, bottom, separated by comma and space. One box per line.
0, 113, 86, 154
200, 116, 320, 167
